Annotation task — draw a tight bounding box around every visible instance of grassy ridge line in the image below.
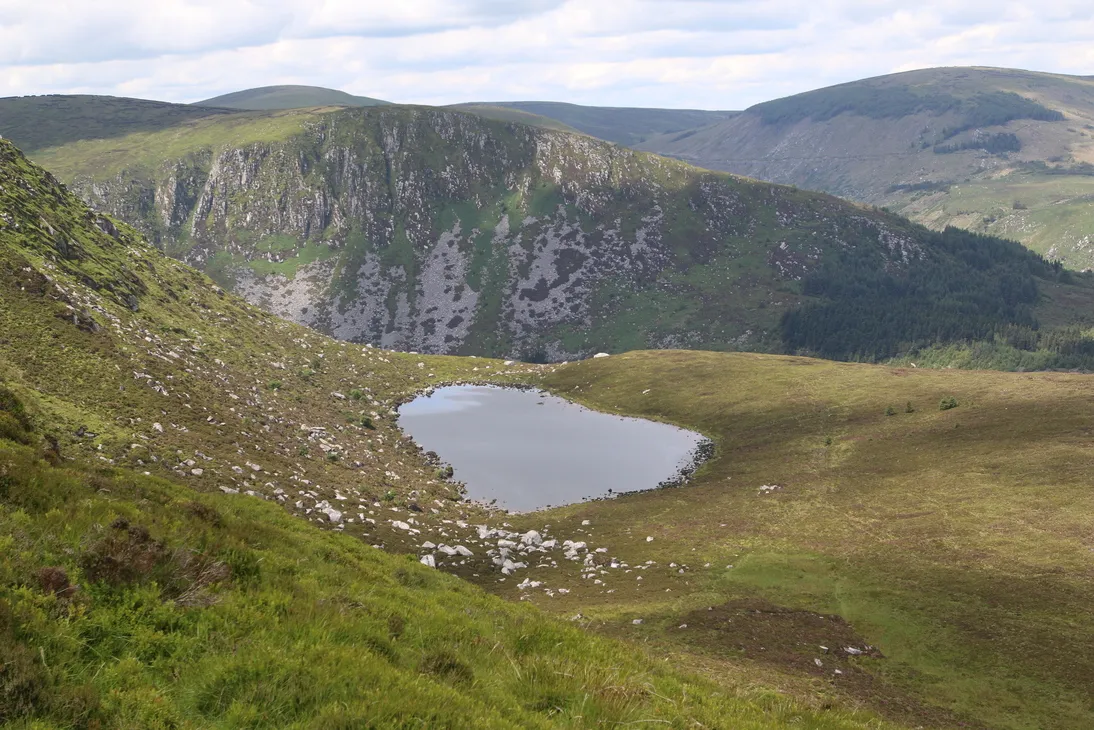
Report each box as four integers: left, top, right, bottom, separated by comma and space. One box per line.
0, 95, 238, 154
517, 350, 1094, 728
448, 102, 738, 146
635, 67, 1094, 267
195, 85, 389, 110
445, 104, 584, 135
31, 107, 324, 180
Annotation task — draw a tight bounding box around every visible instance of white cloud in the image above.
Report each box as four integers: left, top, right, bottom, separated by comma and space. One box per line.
0, 0, 1091, 109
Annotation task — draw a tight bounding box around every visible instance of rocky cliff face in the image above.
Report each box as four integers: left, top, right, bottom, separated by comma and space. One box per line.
70, 106, 925, 359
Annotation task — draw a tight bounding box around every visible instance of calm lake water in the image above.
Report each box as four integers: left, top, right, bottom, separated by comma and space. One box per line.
398, 385, 706, 512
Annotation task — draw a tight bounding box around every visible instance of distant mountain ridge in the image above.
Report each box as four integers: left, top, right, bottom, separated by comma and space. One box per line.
0, 94, 237, 152
636, 67, 1094, 268
195, 85, 390, 110
447, 101, 737, 146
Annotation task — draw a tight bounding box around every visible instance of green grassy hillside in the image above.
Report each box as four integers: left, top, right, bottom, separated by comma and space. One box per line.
638, 67, 1094, 268
453, 101, 738, 146
5, 122, 1094, 728
0, 95, 236, 153
444, 103, 583, 134
418, 349, 1094, 729
4, 392, 899, 729
0, 136, 901, 728
196, 85, 390, 110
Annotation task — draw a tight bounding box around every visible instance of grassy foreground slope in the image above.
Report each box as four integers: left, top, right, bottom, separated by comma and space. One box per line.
2, 397, 897, 729
0, 138, 899, 727
469, 350, 1094, 729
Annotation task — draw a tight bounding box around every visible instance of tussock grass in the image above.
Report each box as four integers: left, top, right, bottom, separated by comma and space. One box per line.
533, 350, 1094, 728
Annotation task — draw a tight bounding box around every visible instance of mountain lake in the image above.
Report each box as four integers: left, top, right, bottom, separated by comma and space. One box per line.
398, 384, 708, 512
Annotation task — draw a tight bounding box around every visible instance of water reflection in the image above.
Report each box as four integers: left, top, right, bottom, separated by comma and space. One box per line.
398, 385, 705, 511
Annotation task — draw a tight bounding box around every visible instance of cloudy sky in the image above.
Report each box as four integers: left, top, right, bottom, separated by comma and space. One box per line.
1, 0, 1092, 109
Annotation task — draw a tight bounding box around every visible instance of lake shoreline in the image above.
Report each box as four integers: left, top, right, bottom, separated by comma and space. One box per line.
398, 383, 712, 513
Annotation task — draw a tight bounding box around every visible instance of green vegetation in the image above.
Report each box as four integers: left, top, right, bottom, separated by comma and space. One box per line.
30, 101, 1094, 366
751, 86, 1062, 134
7, 127, 1094, 728
0, 135, 904, 729
1, 390, 893, 729
898, 171, 1094, 270
195, 85, 390, 111
781, 226, 1056, 360
445, 104, 582, 135
0, 95, 236, 153
530, 350, 1094, 728
32, 108, 319, 180
450, 101, 738, 146
934, 131, 1021, 155
637, 67, 1094, 268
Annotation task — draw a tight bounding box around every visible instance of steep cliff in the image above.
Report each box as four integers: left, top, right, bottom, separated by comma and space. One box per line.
31, 104, 1072, 360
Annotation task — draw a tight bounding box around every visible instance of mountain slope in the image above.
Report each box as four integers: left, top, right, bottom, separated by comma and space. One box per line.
0, 138, 900, 729
451, 101, 738, 146
443, 103, 583, 134
30, 104, 1093, 364
196, 85, 390, 110
639, 67, 1094, 267
638, 67, 1094, 268
0, 94, 235, 153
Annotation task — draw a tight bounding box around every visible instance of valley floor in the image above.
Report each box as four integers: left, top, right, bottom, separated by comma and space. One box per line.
398, 351, 1094, 729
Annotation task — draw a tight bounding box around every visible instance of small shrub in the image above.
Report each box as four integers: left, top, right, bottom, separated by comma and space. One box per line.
939, 396, 959, 411
885, 406, 896, 416
905, 401, 915, 413
80, 522, 168, 587
419, 649, 473, 685
0, 412, 32, 444
824, 436, 832, 446
326, 451, 341, 463
297, 444, 309, 457
360, 416, 375, 430
184, 500, 221, 526
381, 490, 396, 502
349, 389, 364, 401
218, 547, 260, 583
0, 635, 47, 724
36, 566, 77, 599
267, 380, 282, 391
0, 386, 32, 431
